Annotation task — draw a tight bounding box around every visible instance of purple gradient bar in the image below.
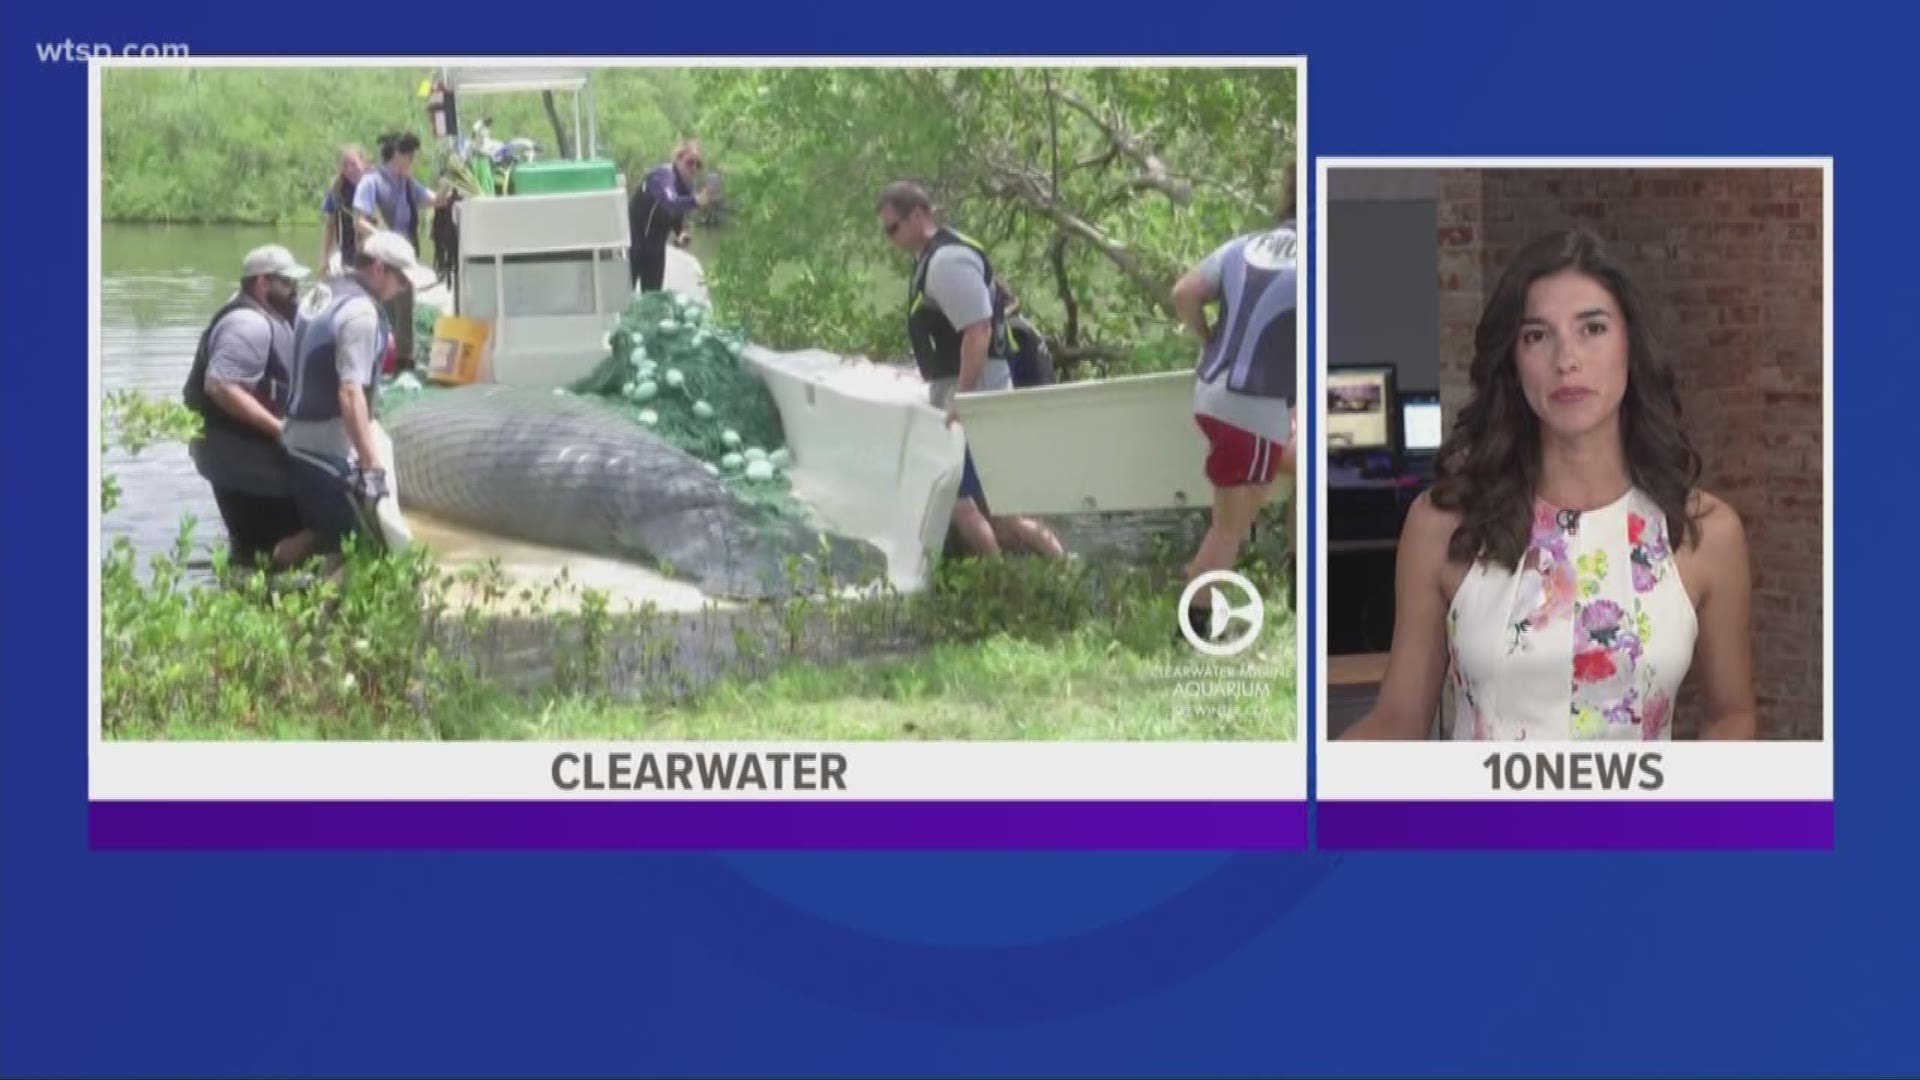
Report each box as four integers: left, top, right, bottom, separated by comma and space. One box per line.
1317, 800, 1834, 850
90, 800, 1308, 851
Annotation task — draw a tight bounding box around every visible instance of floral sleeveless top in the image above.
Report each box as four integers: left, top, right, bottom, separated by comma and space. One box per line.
1446, 488, 1696, 740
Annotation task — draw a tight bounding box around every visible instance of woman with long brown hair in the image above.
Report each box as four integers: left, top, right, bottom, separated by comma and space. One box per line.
1343, 229, 1757, 740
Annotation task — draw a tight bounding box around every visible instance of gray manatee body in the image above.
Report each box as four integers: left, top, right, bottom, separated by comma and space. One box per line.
383, 385, 884, 600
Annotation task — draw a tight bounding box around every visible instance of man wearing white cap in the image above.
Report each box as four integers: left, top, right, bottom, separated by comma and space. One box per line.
183, 244, 311, 569
282, 231, 437, 561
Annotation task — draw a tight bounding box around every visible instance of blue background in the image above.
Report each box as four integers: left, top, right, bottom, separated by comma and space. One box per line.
4, 4, 1910, 1076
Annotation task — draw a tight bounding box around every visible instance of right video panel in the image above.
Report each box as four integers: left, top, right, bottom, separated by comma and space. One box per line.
1314, 159, 1833, 850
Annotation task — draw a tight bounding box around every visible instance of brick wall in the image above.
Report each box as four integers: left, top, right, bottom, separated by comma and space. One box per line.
1432, 168, 1824, 739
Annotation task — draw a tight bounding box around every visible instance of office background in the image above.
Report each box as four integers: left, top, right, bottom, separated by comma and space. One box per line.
1326, 166, 1824, 739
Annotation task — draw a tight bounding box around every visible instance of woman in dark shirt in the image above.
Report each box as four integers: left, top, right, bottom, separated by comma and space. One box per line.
629, 139, 714, 291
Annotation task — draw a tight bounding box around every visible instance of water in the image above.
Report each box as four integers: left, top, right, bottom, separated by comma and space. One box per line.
100, 222, 722, 570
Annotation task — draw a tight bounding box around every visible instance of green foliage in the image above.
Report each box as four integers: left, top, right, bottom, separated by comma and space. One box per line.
412, 300, 441, 367
101, 67, 696, 225
102, 526, 475, 738
102, 390, 201, 514
105, 66, 1297, 377
686, 67, 1296, 374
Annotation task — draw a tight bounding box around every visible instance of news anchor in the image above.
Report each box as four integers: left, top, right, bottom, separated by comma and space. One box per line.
1342, 229, 1757, 741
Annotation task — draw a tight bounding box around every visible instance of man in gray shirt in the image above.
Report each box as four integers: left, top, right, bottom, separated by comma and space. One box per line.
182, 245, 311, 568
283, 231, 437, 562
877, 180, 1064, 561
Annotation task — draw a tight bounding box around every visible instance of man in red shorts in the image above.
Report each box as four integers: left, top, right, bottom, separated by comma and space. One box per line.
1170, 202, 1300, 640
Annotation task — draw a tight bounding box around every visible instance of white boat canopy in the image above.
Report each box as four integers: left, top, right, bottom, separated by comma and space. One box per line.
442, 66, 589, 96
441, 66, 598, 158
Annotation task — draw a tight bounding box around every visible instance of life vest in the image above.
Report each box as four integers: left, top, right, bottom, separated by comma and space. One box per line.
364, 166, 422, 250
181, 294, 291, 445
905, 227, 1013, 382
1006, 314, 1055, 388
1195, 223, 1299, 401
286, 275, 392, 423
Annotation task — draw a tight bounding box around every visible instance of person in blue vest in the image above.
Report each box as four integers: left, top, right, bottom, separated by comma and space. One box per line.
351, 132, 443, 371
281, 231, 437, 565
876, 180, 1065, 560
1171, 204, 1300, 636
182, 245, 312, 569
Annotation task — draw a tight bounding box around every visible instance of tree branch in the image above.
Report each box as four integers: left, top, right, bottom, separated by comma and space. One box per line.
1200, 177, 1272, 216
1036, 208, 1173, 317
980, 163, 1175, 318
1044, 71, 1061, 199
1051, 341, 1130, 380
1069, 149, 1118, 173
1049, 232, 1080, 347
1054, 342, 1130, 365
1045, 85, 1192, 205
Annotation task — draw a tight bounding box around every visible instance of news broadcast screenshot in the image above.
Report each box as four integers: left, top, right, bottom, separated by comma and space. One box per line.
0, 8, 1904, 1077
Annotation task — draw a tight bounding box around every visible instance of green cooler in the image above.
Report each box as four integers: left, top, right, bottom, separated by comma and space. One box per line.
509, 159, 620, 195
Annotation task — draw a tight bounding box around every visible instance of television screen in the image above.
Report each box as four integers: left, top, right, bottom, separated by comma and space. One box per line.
1327, 368, 1393, 452
1402, 396, 1443, 453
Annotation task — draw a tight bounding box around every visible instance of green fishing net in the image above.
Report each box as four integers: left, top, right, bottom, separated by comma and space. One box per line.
388, 291, 811, 528
567, 291, 808, 523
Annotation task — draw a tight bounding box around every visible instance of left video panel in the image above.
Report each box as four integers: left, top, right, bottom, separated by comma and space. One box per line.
90, 57, 1308, 850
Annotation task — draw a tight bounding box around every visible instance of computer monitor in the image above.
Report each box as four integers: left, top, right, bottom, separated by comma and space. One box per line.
1401, 391, 1443, 455
1326, 365, 1397, 454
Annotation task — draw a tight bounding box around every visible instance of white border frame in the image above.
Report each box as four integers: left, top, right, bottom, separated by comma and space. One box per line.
89, 56, 1310, 803
1314, 157, 1834, 801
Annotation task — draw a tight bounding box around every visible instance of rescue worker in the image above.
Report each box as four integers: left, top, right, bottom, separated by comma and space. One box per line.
318, 143, 367, 275
1169, 174, 1300, 639
182, 245, 314, 570
351, 132, 442, 370
630, 139, 715, 292
875, 180, 1066, 561
281, 231, 437, 566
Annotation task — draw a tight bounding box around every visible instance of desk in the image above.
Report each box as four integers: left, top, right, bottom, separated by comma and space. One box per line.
1325, 652, 1388, 739
1328, 651, 1390, 686
1327, 538, 1399, 555
1327, 465, 1429, 655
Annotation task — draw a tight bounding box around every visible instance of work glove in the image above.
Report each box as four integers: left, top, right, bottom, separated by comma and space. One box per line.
353, 466, 391, 503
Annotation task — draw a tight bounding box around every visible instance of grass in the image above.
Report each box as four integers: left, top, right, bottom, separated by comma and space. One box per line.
477, 606, 1297, 741
105, 533, 1297, 743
